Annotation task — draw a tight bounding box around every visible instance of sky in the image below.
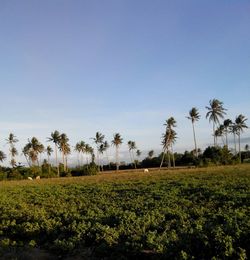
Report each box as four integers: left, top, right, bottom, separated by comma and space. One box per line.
0, 0, 250, 166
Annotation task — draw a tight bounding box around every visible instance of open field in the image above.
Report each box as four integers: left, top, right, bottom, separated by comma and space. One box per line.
0, 165, 249, 259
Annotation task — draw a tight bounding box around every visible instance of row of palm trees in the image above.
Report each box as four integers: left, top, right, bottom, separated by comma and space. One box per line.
0, 130, 142, 173
164, 99, 248, 167
0, 98, 248, 171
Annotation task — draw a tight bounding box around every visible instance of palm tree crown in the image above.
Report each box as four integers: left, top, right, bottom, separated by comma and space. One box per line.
112, 133, 123, 171
187, 107, 200, 123
187, 107, 200, 157
206, 99, 227, 146
206, 99, 227, 124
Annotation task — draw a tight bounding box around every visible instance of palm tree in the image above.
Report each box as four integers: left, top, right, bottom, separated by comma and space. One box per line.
148, 150, 154, 159
229, 123, 238, 155
85, 144, 93, 166
46, 146, 53, 164
64, 143, 71, 171
98, 144, 106, 171
0, 151, 6, 164
128, 141, 137, 168
22, 138, 44, 166
215, 125, 225, 146
22, 145, 31, 167
78, 141, 86, 166
206, 99, 227, 146
59, 133, 69, 172
187, 107, 200, 157
10, 147, 18, 167
6, 133, 18, 167
46, 145, 53, 174
111, 133, 123, 171
223, 119, 232, 147
235, 114, 248, 162
136, 149, 141, 167
103, 141, 110, 167
74, 142, 81, 167
160, 117, 177, 169
92, 132, 105, 171
25, 137, 44, 166
160, 128, 177, 169
47, 130, 61, 177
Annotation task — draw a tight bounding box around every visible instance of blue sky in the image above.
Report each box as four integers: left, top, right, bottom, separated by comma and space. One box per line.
0, 0, 249, 165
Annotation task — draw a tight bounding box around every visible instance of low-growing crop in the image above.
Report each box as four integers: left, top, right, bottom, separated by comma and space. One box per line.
0, 165, 249, 259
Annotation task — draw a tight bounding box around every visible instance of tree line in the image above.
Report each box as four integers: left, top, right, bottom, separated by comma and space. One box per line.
0, 98, 249, 179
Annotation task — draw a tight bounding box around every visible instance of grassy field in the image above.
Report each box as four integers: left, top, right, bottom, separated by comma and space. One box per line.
0, 165, 249, 259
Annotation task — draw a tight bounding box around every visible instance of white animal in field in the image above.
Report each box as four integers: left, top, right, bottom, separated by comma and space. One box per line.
144, 169, 149, 173
36, 176, 40, 180
28, 177, 33, 180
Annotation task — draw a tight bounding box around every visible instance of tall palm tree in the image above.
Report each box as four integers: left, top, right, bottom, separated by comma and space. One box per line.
78, 141, 86, 166
47, 130, 61, 177
59, 133, 69, 172
23, 137, 44, 166
235, 114, 248, 162
0, 151, 6, 164
223, 119, 232, 147
46, 146, 53, 164
215, 125, 225, 146
206, 99, 227, 146
111, 133, 123, 171
10, 147, 18, 167
103, 141, 110, 167
160, 128, 177, 169
64, 143, 71, 171
166, 117, 177, 168
128, 141, 137, 168
22, 145, 31, 167
136, 149, 141, 167
46, 145, 53, 174
187, 107, 200, 157
85, 144, 93, 166
229, 123, 238, 155
74, 142, 81, 167
98, 144, 106, 171
92, 132, 105, 171
6, 133, 18, 167
160, 117, 177, 169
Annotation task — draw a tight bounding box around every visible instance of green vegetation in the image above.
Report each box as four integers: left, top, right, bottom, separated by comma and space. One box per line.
0, 98, 249, 179
0, 165, 249, 259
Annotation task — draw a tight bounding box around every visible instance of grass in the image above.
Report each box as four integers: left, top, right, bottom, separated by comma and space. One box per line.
0, 164, 249, 259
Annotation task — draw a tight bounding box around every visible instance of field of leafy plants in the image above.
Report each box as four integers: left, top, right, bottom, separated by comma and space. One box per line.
0, 165, 249, 259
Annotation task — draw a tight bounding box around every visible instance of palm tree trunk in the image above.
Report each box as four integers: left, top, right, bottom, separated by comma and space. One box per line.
96, 149, 100, 171
128, 150, 133, 167
65, 155, 68, 171
62, 145, 66, 172
233, 133, 237, 155
105, 151, 110, 169
238, 134, 241, 163
167, 149, 171, 168
55, 144, 59, 177
116, 146, 119, 171
48, 155, 51, 175
159, 149, 166, 169
132, 151, 137, 169
213, 122, 215, 146
192, 122, 198, 157
225, 130, 228, 147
